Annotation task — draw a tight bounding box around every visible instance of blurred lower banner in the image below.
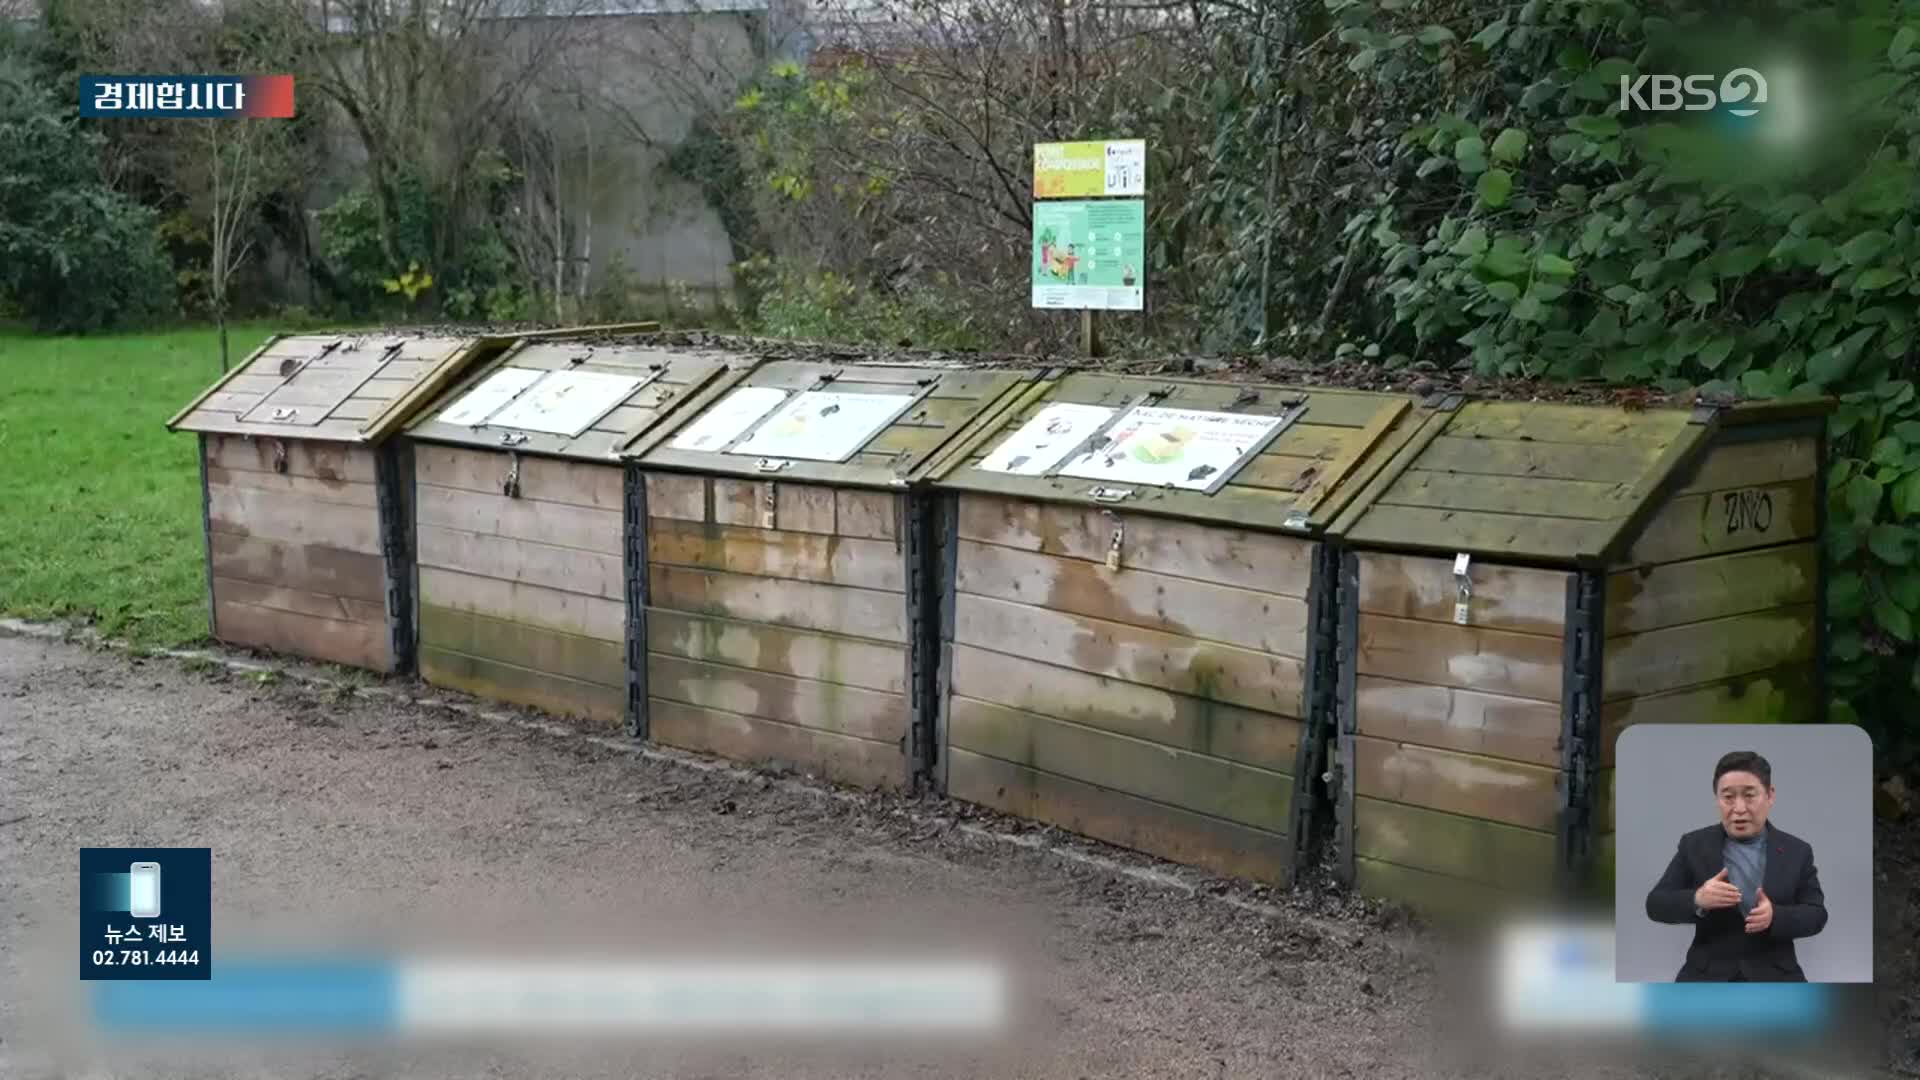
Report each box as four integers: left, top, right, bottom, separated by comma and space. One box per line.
89, 958, 1009, 1037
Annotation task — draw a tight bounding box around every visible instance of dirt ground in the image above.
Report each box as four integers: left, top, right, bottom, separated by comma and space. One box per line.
0, 631, 1910, 1080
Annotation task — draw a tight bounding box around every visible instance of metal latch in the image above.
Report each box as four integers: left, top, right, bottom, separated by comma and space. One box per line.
1452, 552, 1473, 625
753, 458, 791, 473
761, 481, 778, 529
499, 431, 528, 447
1086, 485, 1135, 504
1103, 511, 1125, 571
503, 451, 522, 499
270, 439, 288, 475
270, 407, 298, 421
1283, 509, 1309, 532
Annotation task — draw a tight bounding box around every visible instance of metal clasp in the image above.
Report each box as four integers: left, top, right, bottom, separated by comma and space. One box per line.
270, 439, 288, 474
1086, 485, 1134, 504
499, 431, 528, 447
503, 451, 522, 499
1452, 552, 1473, 625
270, 407, 298, 421
761, 481, 778, 528
1103, 511, 1125, 571
1282, 509, 1309, 532
753, 458, 790, 473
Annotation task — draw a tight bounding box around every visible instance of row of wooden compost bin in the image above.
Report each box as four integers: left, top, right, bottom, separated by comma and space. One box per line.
168, 329, 1831, 913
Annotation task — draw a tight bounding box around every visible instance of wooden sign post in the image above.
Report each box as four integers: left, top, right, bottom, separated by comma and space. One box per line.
1031, 140, 1145, 360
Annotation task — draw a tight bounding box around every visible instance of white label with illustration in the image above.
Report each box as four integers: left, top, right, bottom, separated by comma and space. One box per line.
1056, 405, 1287, 490
978, 403, 1118, 475
486, 370, 646, 437
730, 391, 915, 462
669, 386, 790, 452
438, 367, 546, 427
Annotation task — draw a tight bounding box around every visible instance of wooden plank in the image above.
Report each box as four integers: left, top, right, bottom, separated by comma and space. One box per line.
1379, 470, 1632, 519
775, 482, 839, 534
713, 479, 769, 529
649, 699, 905, 790
206, 466, 379, 509
1227, 454, 1319, 492
414, 483, 624, 556
648, 565, 908, 643
422, 646, 624, 728
1263, 424, 1351, 461
947, 748, 1289, 884
894, 397, 984, 428
1598, 665, 1818, 766
592, 404, 663, 435
954, 540, 1307, 655
863, 425, 949, 457
645, 609, 905, 695
649, 520, 905, 592
207, 488, 382, 555
952, 595, 1305, 717
1354, 796, 1557, 893
256, 368, 381, 408
418, 566, 624, 642
206, 435, 376, 483
197, 391, 267, 416
417, 525, 623, 601
415, 443, 624, 510
1356, 552, 1569, 635
948, 645, 1299, 772
1443, 401, 1690, 447
1356, 614, 1563, 701
213, 598, 390, 671
330, 397, 386, 421
956, 494, 1315, 597
208, 374, 285, 398
949, 701, 1292, 832
649, 655, 907, 743
1352, 735, 1561, 831
1341, 505, 1602, 562
835, 490, 899, 540
1606, 543, 1818, 634
1602, 606, 1815, 701
1354, 856, 1545, 922
373, 358, 432, 383
1354, 676, 1562, 768
169, 335, 283, 428
645, 472, 708, 522
1676, 436, 1818, 496
419, 604, 625, 688
212, 576, 385, 627
1415, 435, 1663, 483
209, 534, 386, 604
1626, 478, 1819, 564
1290, 400, 1409, 516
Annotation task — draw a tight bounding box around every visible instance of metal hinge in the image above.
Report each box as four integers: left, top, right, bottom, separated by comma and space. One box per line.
270, 407, 298, 422
1452, 552, 1473, 625
754, 458, 791, 473
270, 439, 288, 474
499, 431, 528, 447
1103, 511, 1125, 571
1086, 485, 1135, 504
502, 451, 522, 498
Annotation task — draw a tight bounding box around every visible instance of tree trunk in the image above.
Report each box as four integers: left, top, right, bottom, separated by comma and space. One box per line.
218, 307, 230, 373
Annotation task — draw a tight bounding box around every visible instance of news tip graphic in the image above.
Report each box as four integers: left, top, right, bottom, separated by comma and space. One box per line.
80, 848, 211, 981
79, 76, 295, 119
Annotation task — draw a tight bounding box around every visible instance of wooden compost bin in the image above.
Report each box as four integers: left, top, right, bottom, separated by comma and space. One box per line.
922, 372, 1425, 884
165, 331, 519, 672
402, 337, 733, 730
1323, 394, 1832, 914
625, 359, 1037, 791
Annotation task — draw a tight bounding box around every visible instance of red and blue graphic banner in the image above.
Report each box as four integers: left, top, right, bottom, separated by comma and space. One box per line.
79, 76, 295, 118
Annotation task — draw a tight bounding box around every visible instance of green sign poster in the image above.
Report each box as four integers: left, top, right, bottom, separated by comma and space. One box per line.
1031, 199, 1145, 311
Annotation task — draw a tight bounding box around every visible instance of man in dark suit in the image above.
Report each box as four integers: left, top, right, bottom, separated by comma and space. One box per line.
1644, 750, 1828, 982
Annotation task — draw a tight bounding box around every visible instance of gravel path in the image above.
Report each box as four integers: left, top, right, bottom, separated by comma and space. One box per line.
0, 631, 1903, 1079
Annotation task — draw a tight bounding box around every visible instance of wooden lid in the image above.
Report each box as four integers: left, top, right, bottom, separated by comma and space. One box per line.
626, 359, 1038, 489
1323, 396, 1833, 565
167, 332, 501, 441
406, 339, 735, 462
924, 370, 1418, 533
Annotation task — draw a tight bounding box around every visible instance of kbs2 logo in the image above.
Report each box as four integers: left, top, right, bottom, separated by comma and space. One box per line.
1618, 69, 1768, 116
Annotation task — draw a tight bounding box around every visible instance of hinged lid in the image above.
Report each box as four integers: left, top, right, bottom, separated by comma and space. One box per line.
626, 359, 1037, 488
167, 332, 495, 442
407, 339, 735, 461
924, 371, 1417, 532
164, 322, 661, 442
1323, 396, 1836, 565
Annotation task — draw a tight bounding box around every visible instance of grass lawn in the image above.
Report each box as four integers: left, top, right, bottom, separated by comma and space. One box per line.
0, 324, 280, 647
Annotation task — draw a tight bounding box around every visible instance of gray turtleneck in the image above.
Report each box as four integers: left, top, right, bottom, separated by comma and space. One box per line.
1723, 830, 1767, 916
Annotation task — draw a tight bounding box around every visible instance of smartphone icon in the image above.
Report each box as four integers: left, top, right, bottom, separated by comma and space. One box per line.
128, 862, 161, 919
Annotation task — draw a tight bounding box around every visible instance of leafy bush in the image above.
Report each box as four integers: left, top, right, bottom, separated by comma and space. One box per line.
0, 79, 173, 332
